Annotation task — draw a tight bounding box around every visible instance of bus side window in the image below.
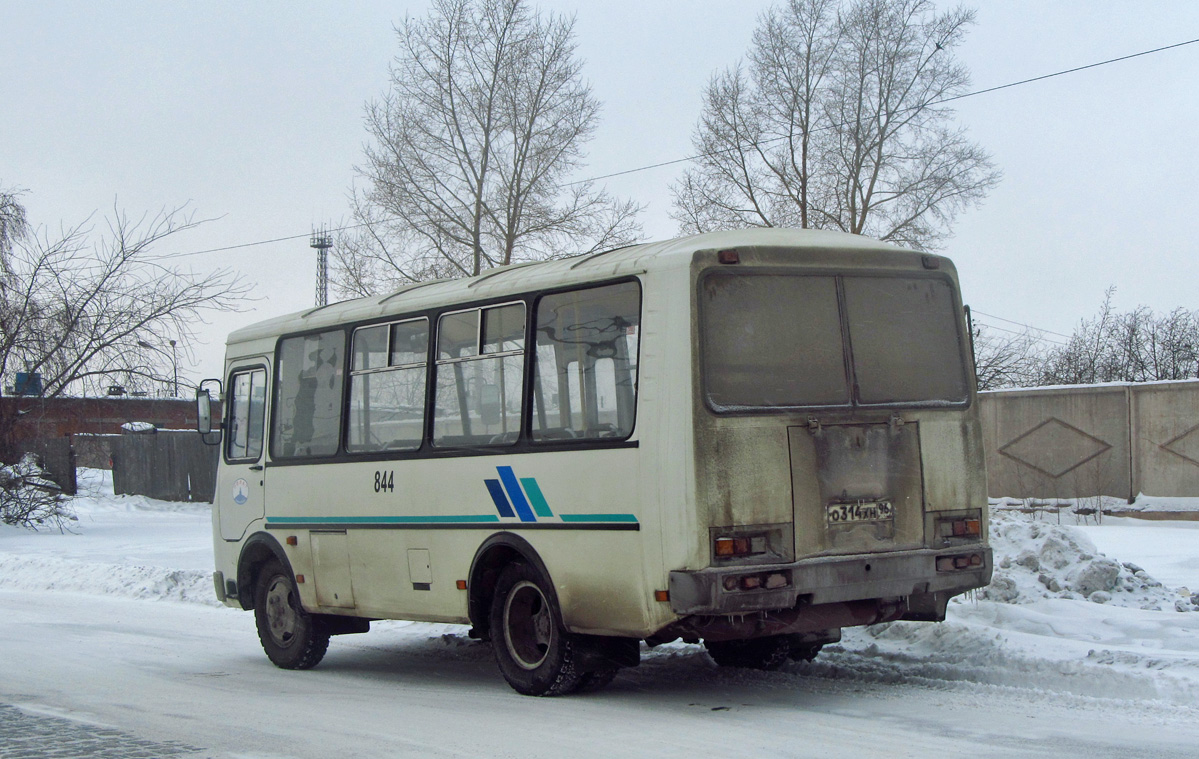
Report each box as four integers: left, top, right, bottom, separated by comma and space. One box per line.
532, 281, 640, 441
347, 319, 428, 453
227, 368, 266, 460
433, 303, 525, 447
273, 330, 345, 458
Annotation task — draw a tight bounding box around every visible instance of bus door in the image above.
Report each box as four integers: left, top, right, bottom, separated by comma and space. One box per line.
218, 363, 269, 541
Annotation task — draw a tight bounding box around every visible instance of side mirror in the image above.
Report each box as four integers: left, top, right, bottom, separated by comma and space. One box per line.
196, 388, 214, 434
196, 378, 223, 445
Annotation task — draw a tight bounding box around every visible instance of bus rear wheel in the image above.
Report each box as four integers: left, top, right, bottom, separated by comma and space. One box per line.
489, 562, 583, 696
704, 635, 792, 671
254, 559, 330, 670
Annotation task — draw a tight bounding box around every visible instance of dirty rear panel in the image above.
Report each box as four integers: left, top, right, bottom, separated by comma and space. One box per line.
669, 244, 991, 630
790, 419, 925, 558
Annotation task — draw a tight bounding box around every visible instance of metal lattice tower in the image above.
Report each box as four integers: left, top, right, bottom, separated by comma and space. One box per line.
310, 228, 332, 307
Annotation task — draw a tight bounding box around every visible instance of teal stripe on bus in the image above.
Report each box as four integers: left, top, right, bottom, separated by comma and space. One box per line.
558, 514, 639, 523
266, 515, 501, 524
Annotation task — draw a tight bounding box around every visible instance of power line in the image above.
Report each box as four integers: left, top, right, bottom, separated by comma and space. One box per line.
933, 37, 1199, 106
162, 223, 371, 259
971, 309, 1073, 340
575, 36, 1199, 186
973, 316, 1069, 346
160, 36, 1199, 265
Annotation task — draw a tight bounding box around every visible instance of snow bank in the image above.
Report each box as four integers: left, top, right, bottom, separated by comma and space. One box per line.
982, 510, 1198, 611
1114, 494, 1199, 514
0, 553, 218, 606
805, 510, 1199, 704
0, 468, 216, 605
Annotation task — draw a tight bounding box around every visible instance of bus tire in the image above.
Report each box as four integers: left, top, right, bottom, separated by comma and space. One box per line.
576, 667, 618, 692
704, 636, 792, 671
489, 562, 582, 696
254, 559, 330, 670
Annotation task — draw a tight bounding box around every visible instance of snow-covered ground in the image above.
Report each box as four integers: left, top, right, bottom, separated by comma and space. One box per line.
4, 470, 1199, 757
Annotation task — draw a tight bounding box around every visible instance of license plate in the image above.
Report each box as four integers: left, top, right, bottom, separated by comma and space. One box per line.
826, 500, 894, 525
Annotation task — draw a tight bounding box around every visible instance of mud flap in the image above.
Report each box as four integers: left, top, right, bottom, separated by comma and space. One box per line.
315, 614, 372, 636
573, 635, 640, 670
901, 590, 954, 621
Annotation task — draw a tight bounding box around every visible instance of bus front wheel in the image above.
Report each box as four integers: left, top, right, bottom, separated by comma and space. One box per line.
254, 560, 330, 670
489, 562, 583, 696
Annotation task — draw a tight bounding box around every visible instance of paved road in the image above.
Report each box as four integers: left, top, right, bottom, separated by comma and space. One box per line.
4, 589, 1199, 759
0, 704, 201, 759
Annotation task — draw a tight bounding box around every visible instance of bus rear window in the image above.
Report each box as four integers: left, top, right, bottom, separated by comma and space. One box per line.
702, 275, 848, 408
843, 277, 969, 405
701, 272, 968, 411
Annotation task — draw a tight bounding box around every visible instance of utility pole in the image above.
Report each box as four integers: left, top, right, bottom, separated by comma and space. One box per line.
169, 339, 178, 397
310, 228, 332, 307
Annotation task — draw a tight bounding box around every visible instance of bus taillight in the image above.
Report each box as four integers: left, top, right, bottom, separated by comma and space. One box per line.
937, 516, 981, 539
936, 553, 984, 572
714, 533, 768, 558
722, 572, 789, 592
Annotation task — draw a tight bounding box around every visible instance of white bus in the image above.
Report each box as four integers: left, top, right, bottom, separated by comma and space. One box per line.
198, 228, 992, 696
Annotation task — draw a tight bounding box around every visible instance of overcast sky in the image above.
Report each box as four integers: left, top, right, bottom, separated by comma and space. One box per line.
2, 1, 1198, 385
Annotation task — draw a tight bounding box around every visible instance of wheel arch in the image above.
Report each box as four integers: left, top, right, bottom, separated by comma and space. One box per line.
237, 531, 292, 611
467, 532, 556, 637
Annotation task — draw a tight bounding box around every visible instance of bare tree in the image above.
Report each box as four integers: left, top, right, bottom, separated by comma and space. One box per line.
1040, 288, 1118, 385
1, 185, 29, 276
0, 199, 252, 407
328, 188, 450, 301
671, 0, 1000, 250
1144, 306, 1199, 381
1038, 288, 1199, 385
349, 0, 641, 293
972, 324, 1043, 391
1, 453, 72, 531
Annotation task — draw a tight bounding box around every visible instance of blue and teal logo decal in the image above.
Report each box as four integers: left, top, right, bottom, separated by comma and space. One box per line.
484, 466, 554, 522
484, 466, 637, 525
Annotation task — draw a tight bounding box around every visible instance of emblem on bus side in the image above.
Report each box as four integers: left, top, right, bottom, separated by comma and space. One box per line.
232, 478, 250, 505
484, 466, 553, 523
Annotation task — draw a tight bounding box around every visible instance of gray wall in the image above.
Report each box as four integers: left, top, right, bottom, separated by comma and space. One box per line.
110, 431, 218, 503
980, 380, 1199, 500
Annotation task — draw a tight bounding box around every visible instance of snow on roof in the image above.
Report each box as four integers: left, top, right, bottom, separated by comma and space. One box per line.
226, 228, 925, 346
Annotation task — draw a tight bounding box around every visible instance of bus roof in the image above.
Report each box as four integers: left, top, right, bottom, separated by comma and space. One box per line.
226, 227, 932, 346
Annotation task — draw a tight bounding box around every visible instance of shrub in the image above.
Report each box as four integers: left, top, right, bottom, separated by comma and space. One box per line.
0, 453, 75, 530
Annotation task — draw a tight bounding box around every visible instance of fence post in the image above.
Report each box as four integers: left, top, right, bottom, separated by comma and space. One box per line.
1126, 384, 1136, 504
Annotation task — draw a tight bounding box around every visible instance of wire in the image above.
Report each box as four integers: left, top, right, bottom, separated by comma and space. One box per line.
575, 37, 1199, 185
972, 316, 1069, 347
159, 37, 1199, 264
161, 222, 373, 260
970, 309, 1073, 339
932, 37, 1199, 106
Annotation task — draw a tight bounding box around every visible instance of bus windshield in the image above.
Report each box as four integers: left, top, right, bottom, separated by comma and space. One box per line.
701, 272, 969, 411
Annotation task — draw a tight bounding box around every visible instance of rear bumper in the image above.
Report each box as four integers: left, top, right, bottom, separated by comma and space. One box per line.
668, 544, 992, 615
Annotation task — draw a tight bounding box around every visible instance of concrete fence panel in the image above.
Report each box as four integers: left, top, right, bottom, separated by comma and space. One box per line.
982, 380, 1199, 500
980, 385, 1130, 500
1129, 382, 1199, 497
